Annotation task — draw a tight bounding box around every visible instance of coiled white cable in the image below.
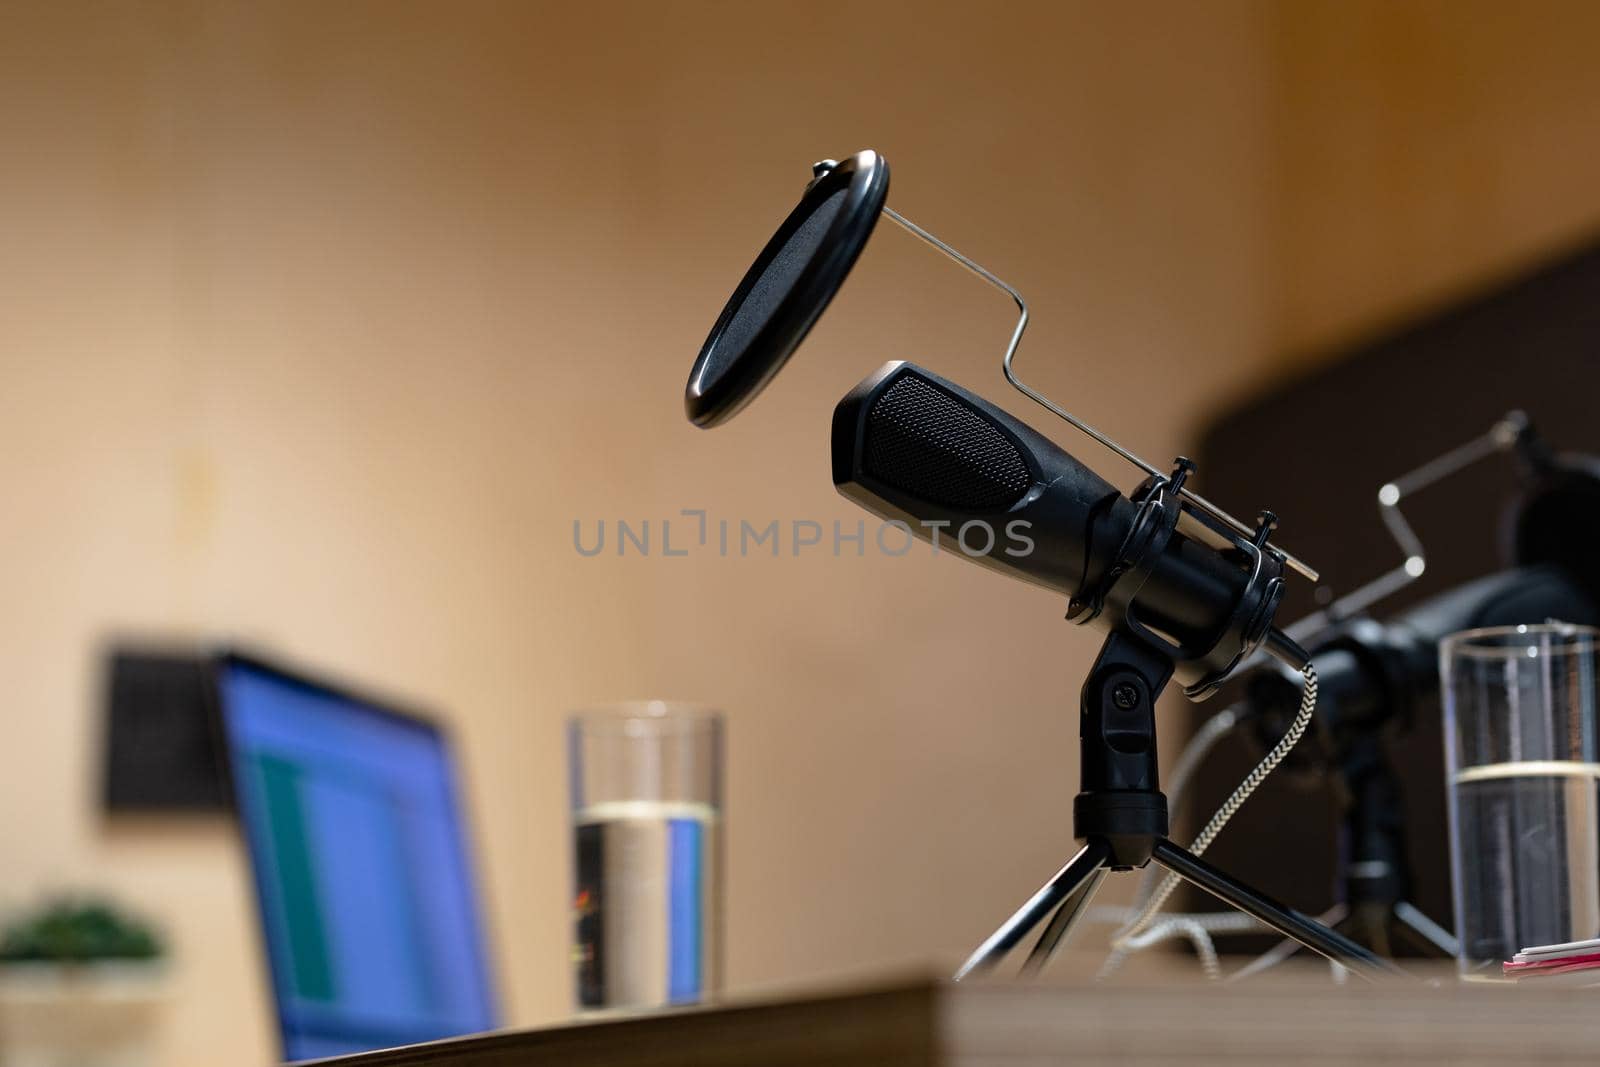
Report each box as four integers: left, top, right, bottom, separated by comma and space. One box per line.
1086, 906, 1260, 981
1110, 663, 1319, 954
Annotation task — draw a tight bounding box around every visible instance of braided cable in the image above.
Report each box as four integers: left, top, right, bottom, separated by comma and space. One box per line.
1126, 704, 1241, 916
1111, 663, 1319, 950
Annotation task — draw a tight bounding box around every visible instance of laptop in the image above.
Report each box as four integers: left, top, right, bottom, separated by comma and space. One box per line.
212, 651, 498, 1060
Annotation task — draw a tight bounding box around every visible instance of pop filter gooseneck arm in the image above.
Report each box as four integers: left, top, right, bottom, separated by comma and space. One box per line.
822, 157, 1320, 585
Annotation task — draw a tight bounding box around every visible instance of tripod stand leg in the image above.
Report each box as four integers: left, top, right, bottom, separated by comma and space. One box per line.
1226, 904, 1346, 983
1392, 901, 1459, 956
954, 838, 1110, 981
1021, 866, 1108, 976
1149, 839, 1404, 982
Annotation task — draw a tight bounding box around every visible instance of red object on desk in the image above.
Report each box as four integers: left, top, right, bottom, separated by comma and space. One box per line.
1504, 951, 1600, 979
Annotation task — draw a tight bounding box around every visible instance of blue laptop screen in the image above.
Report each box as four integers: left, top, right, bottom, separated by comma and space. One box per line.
217, 658, 497, 1060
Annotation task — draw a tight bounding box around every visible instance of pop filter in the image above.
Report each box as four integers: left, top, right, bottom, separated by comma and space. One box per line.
685, 150, 890, 428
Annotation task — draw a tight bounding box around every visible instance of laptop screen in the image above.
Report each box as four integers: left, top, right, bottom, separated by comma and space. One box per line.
216, 655, 497, 1060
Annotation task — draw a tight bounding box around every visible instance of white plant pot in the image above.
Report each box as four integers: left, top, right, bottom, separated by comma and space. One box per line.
0, 962, 167, 1067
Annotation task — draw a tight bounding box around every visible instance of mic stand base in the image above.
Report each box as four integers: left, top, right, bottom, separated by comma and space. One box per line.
1227, 900, 1457, 983
954, 835, 1401, 983
1226, 734, 1458, 981
954, 627, 1405, 984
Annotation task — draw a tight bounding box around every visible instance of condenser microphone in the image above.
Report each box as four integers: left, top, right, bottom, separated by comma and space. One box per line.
682, 146, 1311, 701
682, 150, 1402, 979
832, 360, 1303, 698
1248, 423, 1600, 752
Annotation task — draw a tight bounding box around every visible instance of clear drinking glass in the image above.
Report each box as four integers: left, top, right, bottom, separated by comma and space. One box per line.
1441, 623, 1600, 979
568, 702, 724, 1010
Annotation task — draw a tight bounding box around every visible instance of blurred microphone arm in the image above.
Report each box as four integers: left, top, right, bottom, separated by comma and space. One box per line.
1284, 411, 1533, 645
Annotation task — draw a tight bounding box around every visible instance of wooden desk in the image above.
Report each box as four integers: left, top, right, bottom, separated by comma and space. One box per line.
302, 973, 1600, 1065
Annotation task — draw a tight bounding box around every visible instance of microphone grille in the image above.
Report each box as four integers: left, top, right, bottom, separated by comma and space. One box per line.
862, 372, 1032, 511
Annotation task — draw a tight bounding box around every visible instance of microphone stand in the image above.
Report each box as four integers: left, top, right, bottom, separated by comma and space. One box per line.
1227, 737, 1456, 981
954, 626, 1401, 983
1335, 738, 1458, 956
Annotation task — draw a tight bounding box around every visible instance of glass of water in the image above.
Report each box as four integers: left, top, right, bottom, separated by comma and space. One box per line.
1442, 623, 1600, 979
568, 702, 723, 1010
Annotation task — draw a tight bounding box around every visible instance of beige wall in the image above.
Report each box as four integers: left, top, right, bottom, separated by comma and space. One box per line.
1, 3, 1597, 1064
1265, 0, 1600, 363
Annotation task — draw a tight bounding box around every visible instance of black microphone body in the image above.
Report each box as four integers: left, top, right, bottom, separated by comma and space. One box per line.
832, 361, 1294, 698
1248, 564, 1600, 763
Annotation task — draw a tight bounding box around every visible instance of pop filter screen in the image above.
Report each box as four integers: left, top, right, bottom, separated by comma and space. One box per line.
686, 150, 889, 428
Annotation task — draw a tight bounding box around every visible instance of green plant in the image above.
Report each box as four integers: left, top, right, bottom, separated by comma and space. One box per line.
0, 898, 163, 964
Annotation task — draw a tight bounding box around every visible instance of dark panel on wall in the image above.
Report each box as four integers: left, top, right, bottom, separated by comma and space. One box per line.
101, 648, 228, 813
1184, 237, 1600, 948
